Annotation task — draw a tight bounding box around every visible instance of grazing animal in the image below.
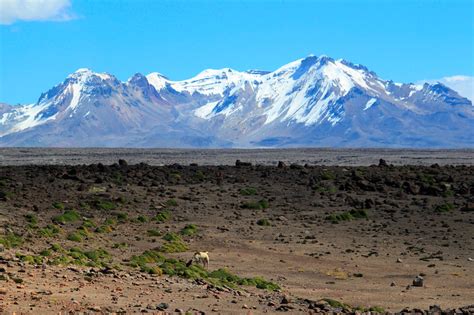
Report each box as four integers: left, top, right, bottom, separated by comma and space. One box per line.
186, 251, 209, 269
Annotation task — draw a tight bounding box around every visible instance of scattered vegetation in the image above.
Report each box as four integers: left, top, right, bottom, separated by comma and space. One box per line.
50, 247, 112, 267
129, 250, 279, 291
0, 233, 23, 249
241, 199, 269, 210
326, 209, 368, 224
15, 246, 111, 268
16, 253, 44, 265
39, 224, 61, 237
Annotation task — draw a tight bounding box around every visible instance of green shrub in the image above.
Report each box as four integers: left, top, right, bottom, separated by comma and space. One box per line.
136, 215, 148, 223
48, 247, 111, 267
194, 170, 205, 181
67, 232, 83, 242
165, 199, 178, 207
39, 225, 61, 237
67, 227, 91, 242
321, 171, 336, 180
130, 249, 166, 272
104, 218, 117, 225
84, 249, 111, 262
435, 203, 454, 213
95, 225, 114, 233
82, 219, 96, 229
241, 199, 269, 210
95, 217, 116, 233
256, 219, 271, 226
153, 211, 171, 222
97, 200, 116, 211
89, 199, 116, 211
160, 241, 189, 253
323, 298, 350, 309
52, 210, 81, 225
163, 232, 180, 242
52, 202, 65, 210
116, 212, 128, 222
17, 254, 44, 265
50, 243, 63, 252
25, 213, 38, 225
326, 209, 368, 224
180, 224, 197, 236
208, 268, 280, 291
40, 249, 51, 256
160, 233, 188, 253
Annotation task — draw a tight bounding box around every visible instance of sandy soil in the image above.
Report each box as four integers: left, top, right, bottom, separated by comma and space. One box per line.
0, 160, 473, 314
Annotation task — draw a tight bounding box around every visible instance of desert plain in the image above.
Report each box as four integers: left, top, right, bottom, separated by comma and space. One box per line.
0, 149, 473, 314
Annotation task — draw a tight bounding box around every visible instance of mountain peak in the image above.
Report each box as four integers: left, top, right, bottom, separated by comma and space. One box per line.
68, 68, 113, 81
74, 67, 93, 73
2, 54, 472, 148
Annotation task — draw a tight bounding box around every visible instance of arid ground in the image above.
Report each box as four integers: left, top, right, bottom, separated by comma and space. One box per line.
0, 154, 473, 314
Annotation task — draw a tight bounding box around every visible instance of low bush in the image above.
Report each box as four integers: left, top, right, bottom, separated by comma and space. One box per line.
180, 224, 197, 236
152, 211, 171, 222
435, 203, 454, 213
52, 210, 81, 225
326, 209, 368, 224
241, 199, 269, 210
256, 219, 271, 226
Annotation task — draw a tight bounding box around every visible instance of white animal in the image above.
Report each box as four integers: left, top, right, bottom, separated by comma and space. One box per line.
187, 251, 209, 269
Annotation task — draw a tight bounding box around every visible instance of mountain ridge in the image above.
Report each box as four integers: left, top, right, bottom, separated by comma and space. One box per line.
0, 55, 472, 148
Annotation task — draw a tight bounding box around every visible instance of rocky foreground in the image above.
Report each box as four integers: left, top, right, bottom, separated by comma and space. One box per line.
0, 160, 473, 314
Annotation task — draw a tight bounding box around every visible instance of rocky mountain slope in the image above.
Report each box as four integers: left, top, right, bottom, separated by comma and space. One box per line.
0, 55, 472, 147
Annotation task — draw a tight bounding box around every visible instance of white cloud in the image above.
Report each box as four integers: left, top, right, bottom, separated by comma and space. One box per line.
0, 0, 75, 25
420, 75, 474, 102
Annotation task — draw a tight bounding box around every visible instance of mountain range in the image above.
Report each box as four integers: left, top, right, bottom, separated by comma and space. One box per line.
0, 55, 472, 148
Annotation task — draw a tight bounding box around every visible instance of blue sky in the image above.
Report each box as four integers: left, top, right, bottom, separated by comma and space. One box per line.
0, 0, 473, 104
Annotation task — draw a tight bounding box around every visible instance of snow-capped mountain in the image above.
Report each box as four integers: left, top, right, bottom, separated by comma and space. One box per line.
0, 55, 472, 147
